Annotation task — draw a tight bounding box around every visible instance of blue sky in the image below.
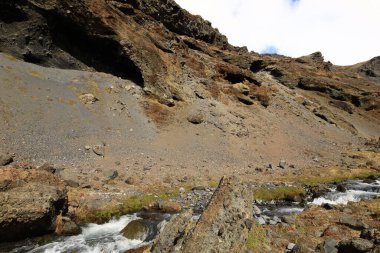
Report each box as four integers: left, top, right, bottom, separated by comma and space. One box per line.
175, 0, 380, 65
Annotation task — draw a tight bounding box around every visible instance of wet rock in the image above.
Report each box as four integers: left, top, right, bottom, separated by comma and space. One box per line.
309, 184, 331, 198
121, 220, 150, 241
336, 184, 347, 192
338, 238, 374, 253
0, 153, 13, 166
257, 217, 266, 225
339, 216, 369, 230
253, 205, 262, 215
322, 239, 338, 253
322, 203, 335, 210
269, 216, 282, 225
146, 201, 182, 213
0, 168, 68, 242
93, 143, 105, 157
55, 216, 81, 236
79, 93, 98, 104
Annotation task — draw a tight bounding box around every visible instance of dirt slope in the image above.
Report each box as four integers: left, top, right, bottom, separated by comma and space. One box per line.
0, 0, 379, 186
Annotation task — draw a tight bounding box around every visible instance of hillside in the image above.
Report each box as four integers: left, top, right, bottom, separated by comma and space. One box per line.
0, 1, 380, 251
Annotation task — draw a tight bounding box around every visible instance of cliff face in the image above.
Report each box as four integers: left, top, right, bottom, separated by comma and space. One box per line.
0, 0, 379, 182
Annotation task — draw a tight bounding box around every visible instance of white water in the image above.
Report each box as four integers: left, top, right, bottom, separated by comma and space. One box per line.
311, 179, 380, 206
26, 215, 144, 253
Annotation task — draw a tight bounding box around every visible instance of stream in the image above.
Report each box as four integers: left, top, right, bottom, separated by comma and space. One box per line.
3, 177, 380, 253
255, 177, 380, 225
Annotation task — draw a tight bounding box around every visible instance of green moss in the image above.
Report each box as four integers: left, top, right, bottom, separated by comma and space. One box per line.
299, 171, 380, 186
246, 224, 268, 251
253, 186, 305, 201
75, 191, 180, 224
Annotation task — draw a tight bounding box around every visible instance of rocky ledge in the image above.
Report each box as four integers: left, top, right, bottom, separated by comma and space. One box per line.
0, 166, 68, 242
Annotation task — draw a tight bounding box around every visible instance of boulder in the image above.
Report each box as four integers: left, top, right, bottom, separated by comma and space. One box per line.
0, 168, 68, 242
124, 245, 151, 253
322, 239, 338, 253
361, 228, 380, 244
279, 160, 286, 169
181, 176, 253, 252
152, 176, 253, 252
121, 219, 150, 241
0, 153, 13, 166
151, 211, 194, 253
336, 184, 347, 193
338, 238, 374, 253
339, 216, 369, 230
145, 201, 182, 213
187, 113, 204, 124
55, 216, 81, 236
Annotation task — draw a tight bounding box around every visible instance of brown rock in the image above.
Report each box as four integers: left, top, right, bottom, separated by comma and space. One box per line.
152, 211, 194, 253
181, 176, 253, 252
0, 168, 68, 242
55, 215, 81, 236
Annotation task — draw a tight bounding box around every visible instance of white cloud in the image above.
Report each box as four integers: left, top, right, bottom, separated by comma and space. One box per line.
175, 0, 380, 65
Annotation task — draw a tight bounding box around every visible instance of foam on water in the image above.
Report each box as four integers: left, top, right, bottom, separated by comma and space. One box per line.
27, 215, 144, 253
275, 207, 304, 214
311, 189, 380, 206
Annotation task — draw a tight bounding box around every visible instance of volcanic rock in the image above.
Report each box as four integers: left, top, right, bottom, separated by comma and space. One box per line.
0, 168, 68, 242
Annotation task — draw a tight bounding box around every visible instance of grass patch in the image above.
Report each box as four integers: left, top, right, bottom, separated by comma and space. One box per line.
74, 191, 180, 224
253, 186, 305, 201
246, 224, 268, 251
283, 166, 380, 186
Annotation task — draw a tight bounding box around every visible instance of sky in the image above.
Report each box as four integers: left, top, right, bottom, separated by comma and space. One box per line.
174, 0, 380, 65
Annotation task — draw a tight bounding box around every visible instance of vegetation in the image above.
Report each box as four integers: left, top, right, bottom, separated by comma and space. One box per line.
253, 186, 305, 201
246, 224, 268, 251
74, 191, 180, 224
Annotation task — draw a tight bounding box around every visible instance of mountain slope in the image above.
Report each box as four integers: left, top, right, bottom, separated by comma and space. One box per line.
0, 0, 379, 186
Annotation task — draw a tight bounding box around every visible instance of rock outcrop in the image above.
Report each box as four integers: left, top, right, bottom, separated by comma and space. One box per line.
0, 167, 68, 242
152, 176, 253, 252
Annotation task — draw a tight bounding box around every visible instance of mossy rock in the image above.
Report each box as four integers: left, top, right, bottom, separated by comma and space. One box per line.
121, 220, 149, 241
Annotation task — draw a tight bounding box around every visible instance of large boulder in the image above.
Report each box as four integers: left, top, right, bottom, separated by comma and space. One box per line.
338, 238, 374, 253
152, 176, 253, 253
0, 168, 68, 242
